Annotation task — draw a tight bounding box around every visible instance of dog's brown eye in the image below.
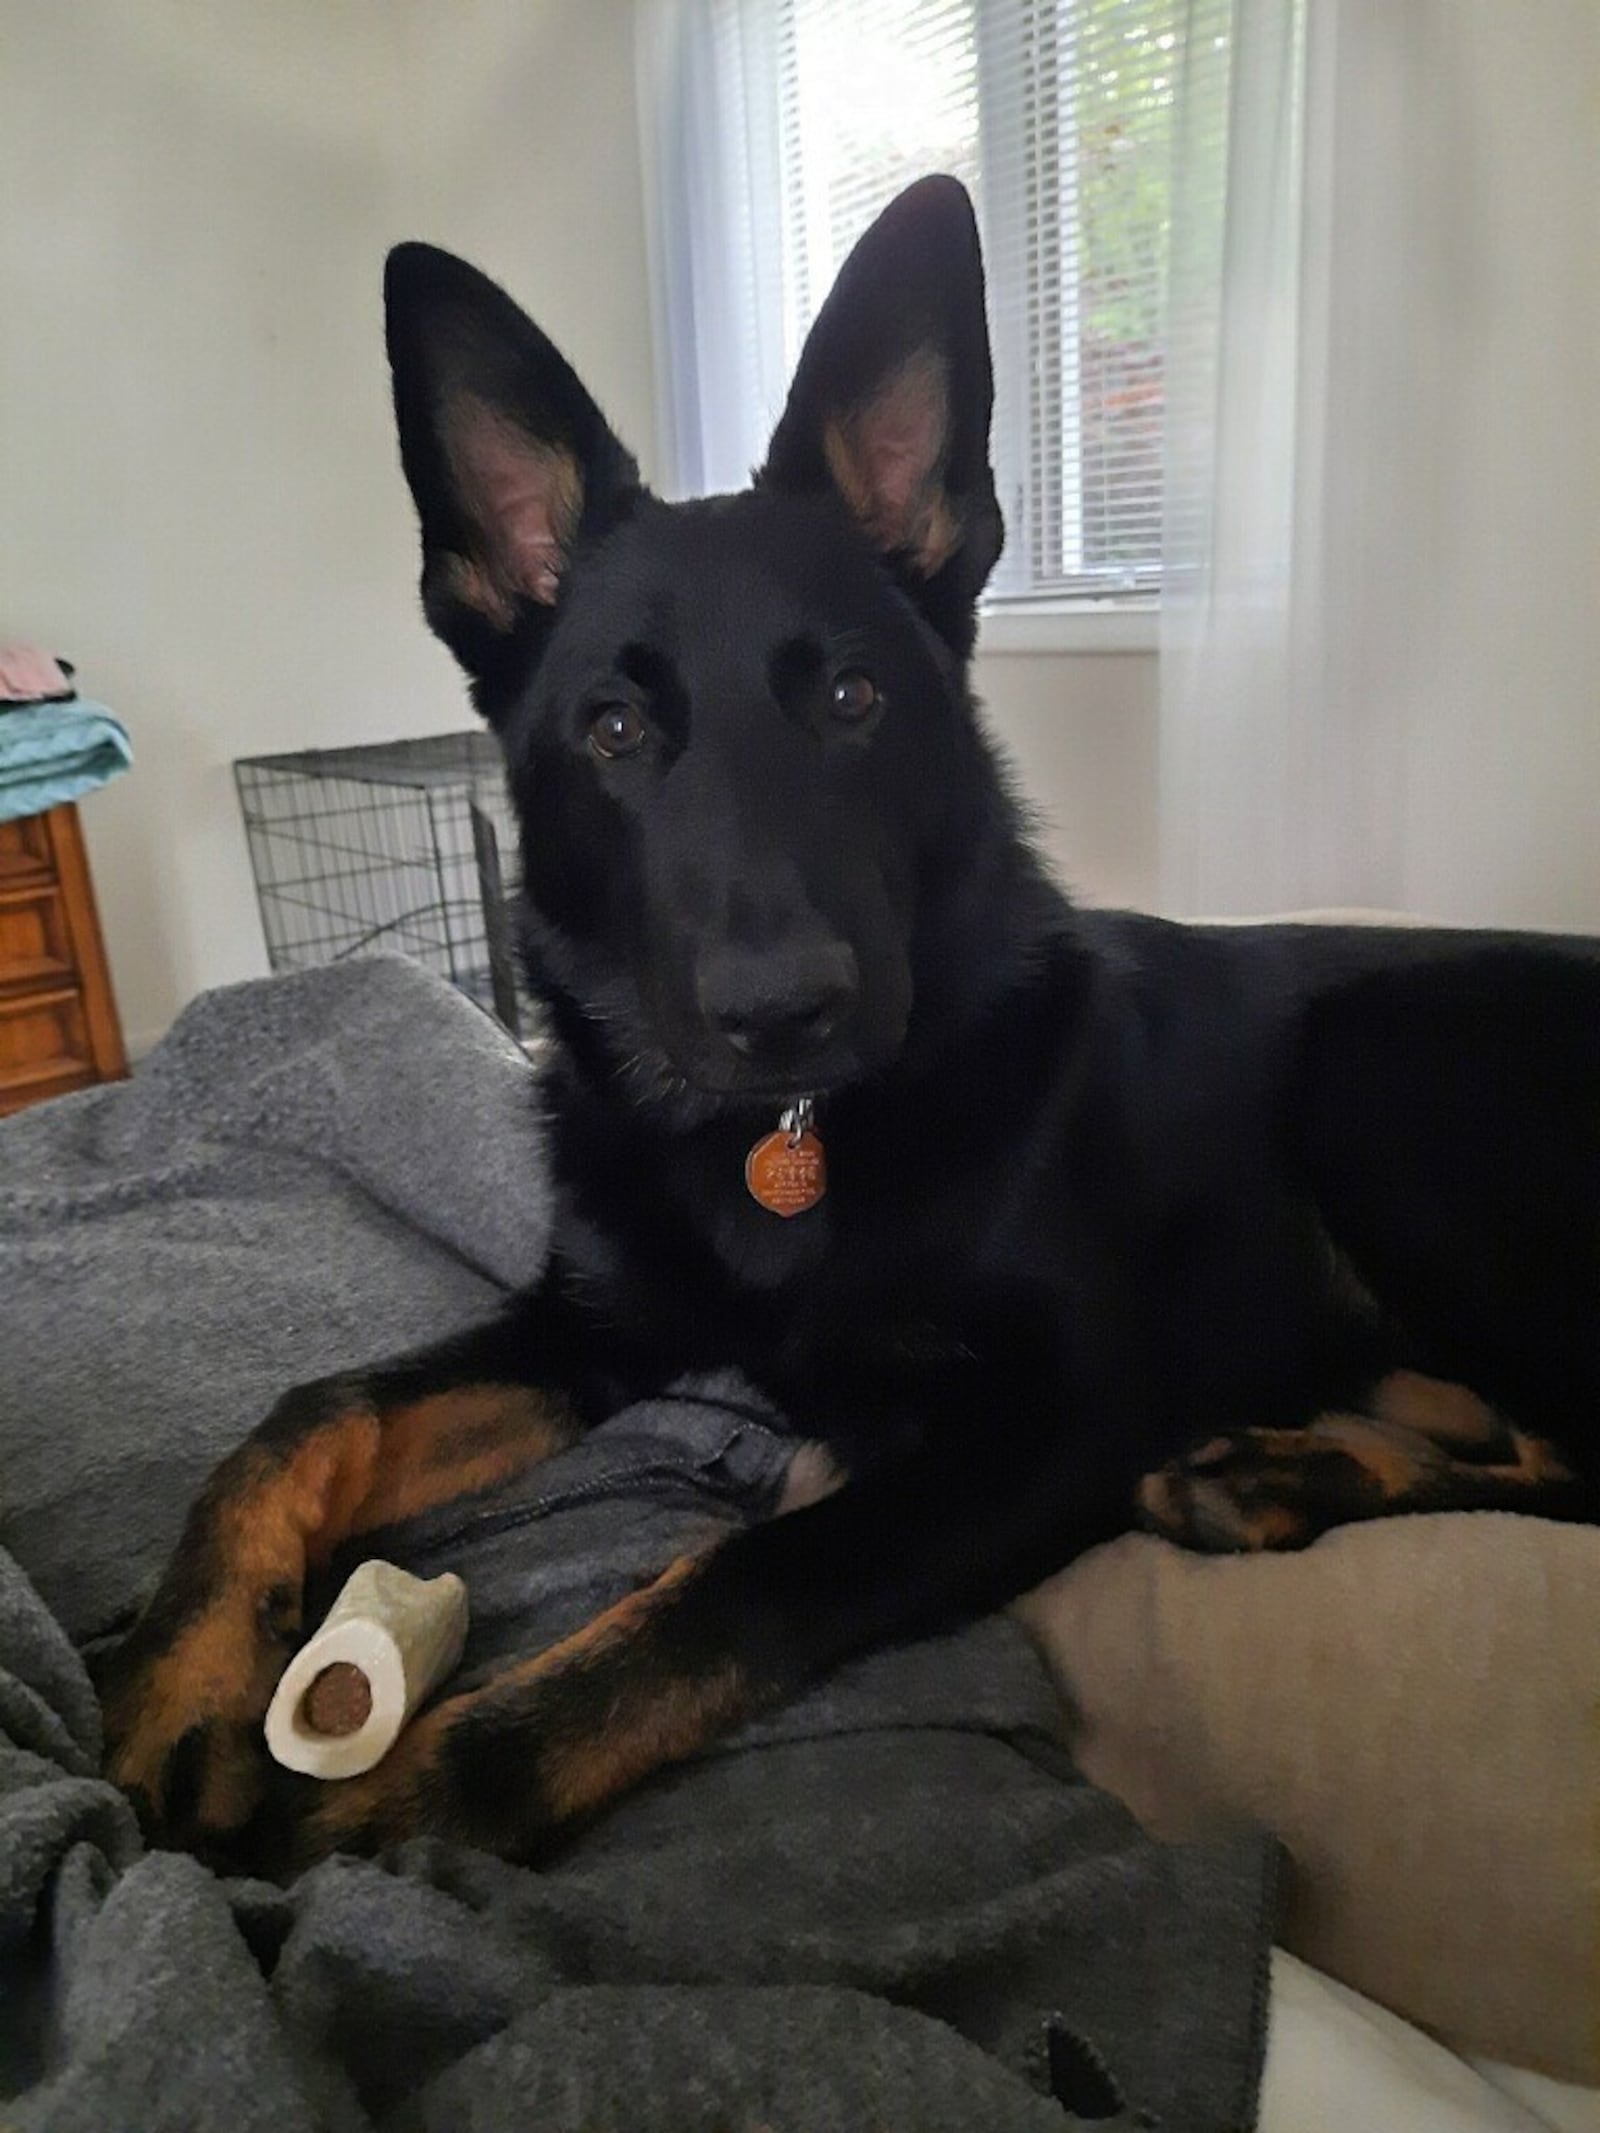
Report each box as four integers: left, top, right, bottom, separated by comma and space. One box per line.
588, 703, 648, 760
830, 670, 880, 723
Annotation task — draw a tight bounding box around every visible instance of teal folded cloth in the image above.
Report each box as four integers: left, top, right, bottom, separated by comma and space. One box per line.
0, 699, 132, 822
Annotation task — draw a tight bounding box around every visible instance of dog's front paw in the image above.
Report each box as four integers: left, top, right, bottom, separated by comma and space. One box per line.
99, 1576, 301, 1855
1134, 1404, 1501, 1553
1135, 1428, 1336, 1552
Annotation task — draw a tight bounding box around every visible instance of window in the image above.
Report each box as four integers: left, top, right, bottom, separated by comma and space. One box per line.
645, 0, 1220, 606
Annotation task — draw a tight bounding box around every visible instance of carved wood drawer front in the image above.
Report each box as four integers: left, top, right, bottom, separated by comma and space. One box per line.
0, 884, 76, 995
0, 814, 54, 889
0, 803, 127, 1118
0, 985, 95, 1110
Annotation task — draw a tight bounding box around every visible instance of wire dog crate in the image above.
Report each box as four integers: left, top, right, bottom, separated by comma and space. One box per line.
233, 732, 528, 1035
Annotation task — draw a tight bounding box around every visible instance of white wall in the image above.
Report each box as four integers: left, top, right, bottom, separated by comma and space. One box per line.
1, 0, 661, 1052
975, 649, 1158, 910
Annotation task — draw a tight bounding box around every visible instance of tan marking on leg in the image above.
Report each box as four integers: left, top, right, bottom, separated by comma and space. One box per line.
1330, 1412, 1572, 1497
306, 1551, 747, 1856
524, 1555, 746, 1820
540, 1657, 747, 1822
1492, 1429, 1575, 1487
1237, 1502, 1310, 1549
1306, 1415, 1444, 1500
1137, 1417, 1436, 1552
1368, 1371, 1502, 1446
353, 1385, 578, 1533
1355, 1379, 1572, 1489
1135, 1460, 1313, 1551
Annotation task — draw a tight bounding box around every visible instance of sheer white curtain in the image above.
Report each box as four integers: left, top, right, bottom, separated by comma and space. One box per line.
1160, 0, 1600, 926
634, 0, 790, 499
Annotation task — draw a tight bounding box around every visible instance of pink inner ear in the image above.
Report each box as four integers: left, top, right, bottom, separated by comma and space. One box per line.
825, 351, 956, 571
857, 363, 946, 524
446, 399, 582, 614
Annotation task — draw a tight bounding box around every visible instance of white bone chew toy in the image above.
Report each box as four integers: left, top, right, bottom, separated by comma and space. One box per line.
263, 1561, 468, 1779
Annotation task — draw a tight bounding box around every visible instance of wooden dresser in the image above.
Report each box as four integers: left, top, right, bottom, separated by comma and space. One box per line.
0, 802, 128, 1117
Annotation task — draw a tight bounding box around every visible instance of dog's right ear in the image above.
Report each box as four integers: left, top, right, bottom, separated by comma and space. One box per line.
384, 244, 643, 704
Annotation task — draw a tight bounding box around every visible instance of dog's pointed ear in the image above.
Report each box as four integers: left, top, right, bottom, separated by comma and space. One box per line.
384, 243, 643, 701
760, 176, 1002, 649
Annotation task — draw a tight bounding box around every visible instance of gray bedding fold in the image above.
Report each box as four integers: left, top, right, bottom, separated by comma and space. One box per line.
0, 958, 1276, 2131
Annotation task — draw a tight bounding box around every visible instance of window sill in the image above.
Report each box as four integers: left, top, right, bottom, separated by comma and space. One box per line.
976, 601, 1158, 657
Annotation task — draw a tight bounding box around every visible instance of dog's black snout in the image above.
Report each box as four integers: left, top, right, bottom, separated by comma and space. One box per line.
697, 943, 860, 1063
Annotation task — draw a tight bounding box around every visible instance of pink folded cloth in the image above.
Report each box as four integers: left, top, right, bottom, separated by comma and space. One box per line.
0, 644, 76, 703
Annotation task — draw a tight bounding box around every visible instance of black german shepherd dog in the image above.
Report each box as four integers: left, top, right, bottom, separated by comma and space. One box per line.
103, 178, 1597, 1868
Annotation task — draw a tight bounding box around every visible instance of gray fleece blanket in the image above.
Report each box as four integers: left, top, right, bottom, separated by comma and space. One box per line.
0, 958, 1277, 2131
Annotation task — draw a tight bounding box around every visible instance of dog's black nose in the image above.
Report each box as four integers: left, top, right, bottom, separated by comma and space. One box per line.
697, 943, 860, 1063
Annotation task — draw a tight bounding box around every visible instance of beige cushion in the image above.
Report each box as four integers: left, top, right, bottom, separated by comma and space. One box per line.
1014, 1514, 1600, 2084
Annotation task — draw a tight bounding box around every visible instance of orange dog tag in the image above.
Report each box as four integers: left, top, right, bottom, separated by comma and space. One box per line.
745, 1127, 827, 1217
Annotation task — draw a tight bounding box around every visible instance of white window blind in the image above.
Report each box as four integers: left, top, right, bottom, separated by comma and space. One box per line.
642, 0, 1227, 604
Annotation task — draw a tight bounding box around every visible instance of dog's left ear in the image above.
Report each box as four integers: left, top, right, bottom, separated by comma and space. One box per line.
760, 176, 1002, 651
